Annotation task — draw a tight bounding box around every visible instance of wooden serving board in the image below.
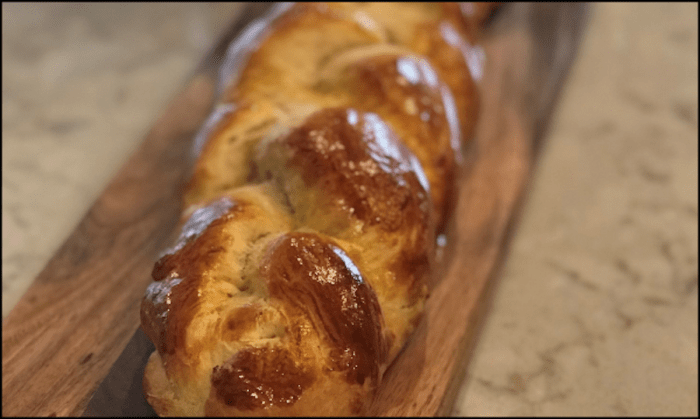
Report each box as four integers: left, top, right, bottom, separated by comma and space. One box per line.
1, 3, 588, 417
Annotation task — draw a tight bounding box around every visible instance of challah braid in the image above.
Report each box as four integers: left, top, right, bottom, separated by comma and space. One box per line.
140, 2, 490, 416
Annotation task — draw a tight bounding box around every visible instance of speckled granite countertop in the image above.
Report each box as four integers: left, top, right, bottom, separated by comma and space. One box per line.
2, 3, 697, 416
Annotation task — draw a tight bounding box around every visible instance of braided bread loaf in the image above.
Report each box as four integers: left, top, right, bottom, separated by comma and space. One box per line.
140, 2, 492, 416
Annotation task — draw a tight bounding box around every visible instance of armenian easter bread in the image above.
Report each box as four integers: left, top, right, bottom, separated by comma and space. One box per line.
140, 2, 494, 416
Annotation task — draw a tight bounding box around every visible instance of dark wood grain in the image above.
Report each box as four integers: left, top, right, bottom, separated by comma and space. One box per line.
1, 3, 588, 417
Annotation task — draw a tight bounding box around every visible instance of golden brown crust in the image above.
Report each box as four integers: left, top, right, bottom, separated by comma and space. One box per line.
324, 2, 483, 152
141, 2, 488, 416
142, 196, 238, 361
260, 107, 432, 234
262, 232, 388, 386
411, 19, 482, 148
257, 108, 434, 341
341, 56, 461, 229
225, 3, 382, 105
210, 346, 315, 411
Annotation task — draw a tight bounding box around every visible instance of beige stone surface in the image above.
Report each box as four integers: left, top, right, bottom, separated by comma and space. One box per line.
453, 2, 698, 416
2, 2, 242, 316
2, 2, 697, 416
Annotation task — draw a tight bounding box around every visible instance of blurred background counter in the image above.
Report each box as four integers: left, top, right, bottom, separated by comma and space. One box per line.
2, 2, 697, 416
